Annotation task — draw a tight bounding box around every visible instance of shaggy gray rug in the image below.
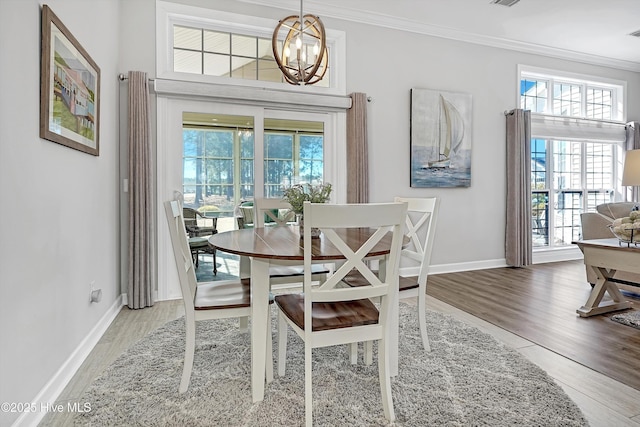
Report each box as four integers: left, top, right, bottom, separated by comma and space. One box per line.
611, 310, 640, 329
74, 304, 588, 426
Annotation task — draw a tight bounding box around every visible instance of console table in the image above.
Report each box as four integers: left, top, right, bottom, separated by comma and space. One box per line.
573, 238, 639, 317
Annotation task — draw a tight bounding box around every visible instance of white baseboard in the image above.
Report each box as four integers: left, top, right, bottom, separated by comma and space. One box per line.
398, 250, 583, 279
13, 295, 124, 427
533, 247, 583, 264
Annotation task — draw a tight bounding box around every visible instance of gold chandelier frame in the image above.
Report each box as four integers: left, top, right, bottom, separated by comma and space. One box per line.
272, 13, 328, 85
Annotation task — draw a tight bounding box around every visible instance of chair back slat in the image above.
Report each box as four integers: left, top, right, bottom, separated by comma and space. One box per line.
394, 197, 439, 285
164, 199, 198, 313
254, 198, 296, 228
302, 201, 407, 322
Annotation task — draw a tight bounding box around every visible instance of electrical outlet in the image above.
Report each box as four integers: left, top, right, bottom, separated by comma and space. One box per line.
89, 281, 102, 303
90, 289, 103, 303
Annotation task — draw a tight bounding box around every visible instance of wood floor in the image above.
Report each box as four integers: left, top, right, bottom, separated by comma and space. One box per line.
40, 260, 640, 427
426, 260, 640, 391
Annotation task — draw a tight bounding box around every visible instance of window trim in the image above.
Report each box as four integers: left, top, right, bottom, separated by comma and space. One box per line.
157, 0, 347, 96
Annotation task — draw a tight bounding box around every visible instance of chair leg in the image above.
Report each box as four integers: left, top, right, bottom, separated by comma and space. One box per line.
364, 341, 373, 365
239, 316, 249, 333
180, 320, 196, 393
266, 324, 274, 383
377, 337, 395, 422
212, 248, 217, 275
349, 342, 358, 364
418, 285, 431, 352
278, 314, 288, 376
305, 345, 313, 427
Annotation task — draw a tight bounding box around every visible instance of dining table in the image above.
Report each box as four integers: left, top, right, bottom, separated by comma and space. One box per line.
209, 224, 402, 403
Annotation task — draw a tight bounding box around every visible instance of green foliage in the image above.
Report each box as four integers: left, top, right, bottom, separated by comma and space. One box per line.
282, 183, 332, 214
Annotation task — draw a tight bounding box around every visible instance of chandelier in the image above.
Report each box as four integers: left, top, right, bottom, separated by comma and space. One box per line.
271, 0, 328, 86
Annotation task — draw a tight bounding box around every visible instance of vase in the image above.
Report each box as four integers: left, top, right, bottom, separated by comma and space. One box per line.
298, 215, 321, 239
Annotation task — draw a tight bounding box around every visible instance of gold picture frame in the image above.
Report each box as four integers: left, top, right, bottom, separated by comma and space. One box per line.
40, 5, 100, 156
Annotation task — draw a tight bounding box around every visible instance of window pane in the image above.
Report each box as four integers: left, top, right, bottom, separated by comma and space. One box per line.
204, 53, 230, 77
174, 49, 201, 74
585, 143, 613, 189
183, 130, 200, 157
300, 136, 323, 159
553, 83, 581, 116
232, 34, 257, 57
532, 190, 549, 247
204, 30, 230, 54
258, 38, 274, 60
204, 131, 233, 157
553, 190, 582, 246
265, 134, 293, 158
531, 139, 546, 189
586, 88, 613, 120
240, 132, 254, 157
231, 57, 257, 80
586, 190, 613, 213
520, 79, 547, 113
552, 141, 581, 190
258, 59, 282, 82
174, 26, 201, 50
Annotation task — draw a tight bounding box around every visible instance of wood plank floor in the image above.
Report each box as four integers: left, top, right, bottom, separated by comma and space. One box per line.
426, 260, 640, 391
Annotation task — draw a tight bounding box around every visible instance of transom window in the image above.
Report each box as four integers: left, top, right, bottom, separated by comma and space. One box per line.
157, 2, 346, 94
519, 67, 625, 249
174, 26, 312, 85
173, 26, 330, 87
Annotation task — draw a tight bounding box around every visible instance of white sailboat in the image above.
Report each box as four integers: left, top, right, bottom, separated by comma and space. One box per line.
423, 95, 465, 169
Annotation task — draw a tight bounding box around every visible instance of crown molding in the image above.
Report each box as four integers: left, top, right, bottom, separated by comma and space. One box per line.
236, 0, 640, 73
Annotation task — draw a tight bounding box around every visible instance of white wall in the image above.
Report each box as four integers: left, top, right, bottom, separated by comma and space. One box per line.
122, 0, 639, 268
0, 1, 121, 425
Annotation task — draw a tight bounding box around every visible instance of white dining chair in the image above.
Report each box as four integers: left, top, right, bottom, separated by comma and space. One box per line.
275, 201, 407, 426
342, 197, 439, 354
164, 199, 273, 393
251, 197, 329, 287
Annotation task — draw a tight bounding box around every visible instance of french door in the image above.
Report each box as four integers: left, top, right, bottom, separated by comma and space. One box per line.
156, 97, 344, 300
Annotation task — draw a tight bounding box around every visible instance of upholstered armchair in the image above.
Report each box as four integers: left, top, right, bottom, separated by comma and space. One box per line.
580, 202, 640, 294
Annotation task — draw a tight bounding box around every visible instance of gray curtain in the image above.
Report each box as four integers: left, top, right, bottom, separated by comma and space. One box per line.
505, 109, 532, 267
346, 93, 369, 203
626, 121, 640, 202
127, 71, 155, 309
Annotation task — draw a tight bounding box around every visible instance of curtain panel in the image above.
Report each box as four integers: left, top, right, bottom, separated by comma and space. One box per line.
626, 121, 640, 202
346, 93, 369, 203
505, 109, 532, 267
127, 71, 155, 309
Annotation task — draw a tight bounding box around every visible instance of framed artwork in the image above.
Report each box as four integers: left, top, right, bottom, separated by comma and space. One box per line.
410, 88, 472, 187
40, 5, 100, 156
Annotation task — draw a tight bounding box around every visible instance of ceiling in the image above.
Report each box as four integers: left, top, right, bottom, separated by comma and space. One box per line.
239, 0, 640, 72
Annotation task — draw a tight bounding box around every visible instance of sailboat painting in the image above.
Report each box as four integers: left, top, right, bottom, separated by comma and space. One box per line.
410, 88, 472, 187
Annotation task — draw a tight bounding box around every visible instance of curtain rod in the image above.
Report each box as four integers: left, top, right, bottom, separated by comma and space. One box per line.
118, 73, 155, 82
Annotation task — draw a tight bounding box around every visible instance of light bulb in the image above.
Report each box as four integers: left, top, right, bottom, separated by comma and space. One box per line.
313, 42, 319, 55
284, 45, 290, 58
295, 36, 302, 49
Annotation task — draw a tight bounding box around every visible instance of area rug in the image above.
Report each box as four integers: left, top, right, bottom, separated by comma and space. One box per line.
73, 304, 588, 426
611, 310, 640, 329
